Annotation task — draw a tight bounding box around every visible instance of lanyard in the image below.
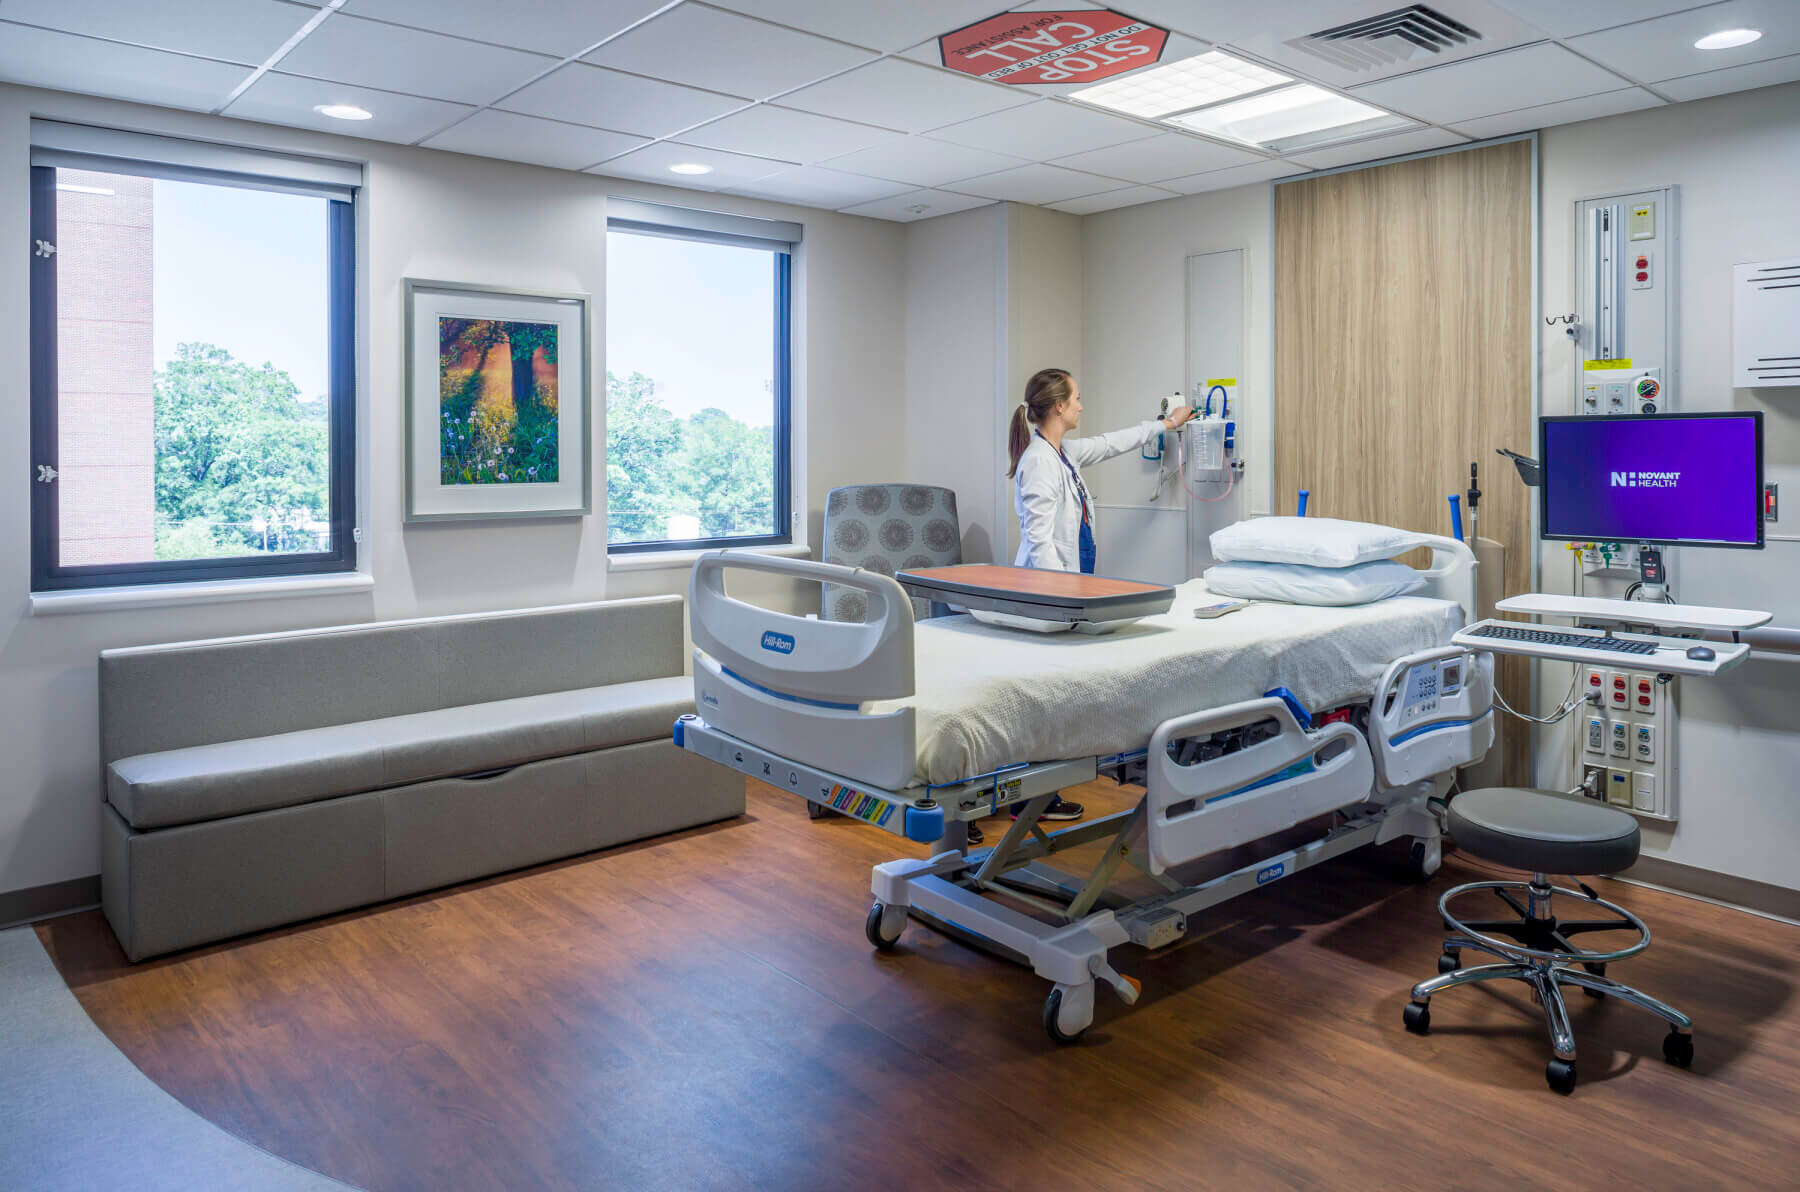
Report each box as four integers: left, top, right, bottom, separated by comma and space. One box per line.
1037, 432, 1090, 525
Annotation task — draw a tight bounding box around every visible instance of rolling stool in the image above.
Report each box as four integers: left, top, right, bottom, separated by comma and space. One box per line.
1401, 787, 1694, 1094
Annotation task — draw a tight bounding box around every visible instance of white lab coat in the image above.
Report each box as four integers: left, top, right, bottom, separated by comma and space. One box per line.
1013, 420, 1163, 572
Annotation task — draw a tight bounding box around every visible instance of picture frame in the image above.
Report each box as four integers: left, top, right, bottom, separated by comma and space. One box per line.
404, 279, 592, 522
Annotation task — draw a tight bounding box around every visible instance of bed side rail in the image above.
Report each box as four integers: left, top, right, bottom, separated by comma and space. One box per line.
1369, 645, 1495, 790
689, 552, 914, 704
1144, 698, 1375, 876
1410, 533, 1478, 626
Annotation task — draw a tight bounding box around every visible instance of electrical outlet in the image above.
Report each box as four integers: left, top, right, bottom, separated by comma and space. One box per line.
1635, 723, 1655, 762
1586, 717, 1605, 755
1607, 670, 1630, 709
1582, 765, 1607, 800
1609, 720, 1629, 758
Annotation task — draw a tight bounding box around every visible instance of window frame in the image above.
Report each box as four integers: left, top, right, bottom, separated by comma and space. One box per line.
603, 205, 795, 555
28, 147, 358, 592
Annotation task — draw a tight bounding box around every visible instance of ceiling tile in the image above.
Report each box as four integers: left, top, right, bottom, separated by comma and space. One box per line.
0, 24, 252, 111
223, 72, 475, 143
279, 13, 556, 106
1567, 1, 1800, 84
1047, 184, 1181, 215
1159, 158, 1310, 194
722, 166, 913, 208
1487, 1, 1713, 39
1285, 126, 1467, 170
927, 100, 1160, 158
1448, 86, 1665, 138
1657, 51, 1800, 101
587, 141, 792, 190
775, 58, 1034, 133
680, 106, 902, 164
339, 0, 668, 58
583, 5, 876, 101
1005, 32, 1217, 99
422, 110, 647, 169
497, 63, 746, 139
707, 0, 1005, 54
950, 163, 1121, 204
838, 188, 996, 221
0, 0, 314, 65
1048, 133, 1266, 184
1351, 43, 1627, 125
818, 136, 1030, 187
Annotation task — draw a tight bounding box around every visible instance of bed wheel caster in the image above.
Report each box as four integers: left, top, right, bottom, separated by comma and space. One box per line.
1407, 838, 1441, 880
865, 902, 905, 951
1581, 962, 1607, 998
1403, 1001, 1431, 1035
1546, 1058, 1577, 1094
1662, 1029, 1694, 1069
1043, 986, 1092, 1045
1436, 950, 1460, 975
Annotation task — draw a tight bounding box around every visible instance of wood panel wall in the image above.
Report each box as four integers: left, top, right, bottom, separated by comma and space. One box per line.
1274, 140, 1532, 780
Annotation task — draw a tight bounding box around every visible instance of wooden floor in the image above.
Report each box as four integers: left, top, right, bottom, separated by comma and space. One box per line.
38, 780, 1800, 1192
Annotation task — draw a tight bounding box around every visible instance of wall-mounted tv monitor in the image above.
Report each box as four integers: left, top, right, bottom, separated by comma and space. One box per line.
1540, 412, 1764, 549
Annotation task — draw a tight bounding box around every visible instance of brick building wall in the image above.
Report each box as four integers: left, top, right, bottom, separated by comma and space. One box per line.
55, 168, 155, 566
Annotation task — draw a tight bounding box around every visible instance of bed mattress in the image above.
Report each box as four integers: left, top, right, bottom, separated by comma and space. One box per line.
873, 580, 1462, 787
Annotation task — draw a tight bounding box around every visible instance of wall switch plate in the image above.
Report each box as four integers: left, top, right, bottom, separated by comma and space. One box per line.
1633, 770, 1657, 812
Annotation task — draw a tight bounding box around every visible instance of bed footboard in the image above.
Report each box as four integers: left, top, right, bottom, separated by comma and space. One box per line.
689, 552, 918, 791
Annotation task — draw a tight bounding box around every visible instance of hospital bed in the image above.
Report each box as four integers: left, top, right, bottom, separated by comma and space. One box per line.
674, 538, 1494, 1042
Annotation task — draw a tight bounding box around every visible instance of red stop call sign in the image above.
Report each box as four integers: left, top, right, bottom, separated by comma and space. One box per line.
939, 9, 1170, 85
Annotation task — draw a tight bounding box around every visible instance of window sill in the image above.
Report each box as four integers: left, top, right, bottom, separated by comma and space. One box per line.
606, 543, 810, 573
30, 571, 375, 617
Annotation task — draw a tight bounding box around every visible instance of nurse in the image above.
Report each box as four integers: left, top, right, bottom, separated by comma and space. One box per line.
1008, 368, 1194, 573
982, 369, 1192, 835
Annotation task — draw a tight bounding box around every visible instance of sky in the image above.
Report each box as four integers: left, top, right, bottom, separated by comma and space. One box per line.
605, 231, 777, 426
151, 178, 330, 401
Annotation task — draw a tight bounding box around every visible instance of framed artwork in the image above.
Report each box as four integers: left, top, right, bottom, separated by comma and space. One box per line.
404, 279, 591, 521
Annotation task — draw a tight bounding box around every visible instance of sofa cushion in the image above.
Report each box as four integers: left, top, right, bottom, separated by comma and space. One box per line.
106, 676, 695, 830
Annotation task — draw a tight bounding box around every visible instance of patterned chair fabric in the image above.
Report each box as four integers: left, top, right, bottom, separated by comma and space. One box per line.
822, 484, 962, 623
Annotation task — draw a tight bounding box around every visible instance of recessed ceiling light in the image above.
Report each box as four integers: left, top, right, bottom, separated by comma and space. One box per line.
668, 162, 714, 176
1166, 84, 1413, 153
1071, 50, 1292, 119
1694, 28, 1762, 50
314, 103, 373, 121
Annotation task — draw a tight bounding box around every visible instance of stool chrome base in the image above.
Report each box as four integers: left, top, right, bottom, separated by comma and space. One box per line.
1403, 875, 1693, 1094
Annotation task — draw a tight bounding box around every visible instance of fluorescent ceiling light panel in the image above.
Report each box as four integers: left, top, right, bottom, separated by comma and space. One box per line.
1167, 84, 1412, 153
1694, 29, 1761, 50
1070, 50, 1291, 119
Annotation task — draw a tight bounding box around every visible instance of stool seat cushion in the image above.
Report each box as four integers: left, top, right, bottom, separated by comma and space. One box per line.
1448, 787, 1640, 875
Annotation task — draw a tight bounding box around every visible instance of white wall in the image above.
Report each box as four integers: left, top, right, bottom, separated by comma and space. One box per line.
0, 83, 906, 901
1535, 81, 1800, 890
902, 203, 1006, 564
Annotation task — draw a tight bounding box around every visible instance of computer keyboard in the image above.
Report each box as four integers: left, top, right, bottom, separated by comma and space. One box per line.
1466, 624, 1658, 656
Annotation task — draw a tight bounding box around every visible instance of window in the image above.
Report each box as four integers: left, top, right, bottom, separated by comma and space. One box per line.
29, 123, 357, 591
604, 201, 795, 551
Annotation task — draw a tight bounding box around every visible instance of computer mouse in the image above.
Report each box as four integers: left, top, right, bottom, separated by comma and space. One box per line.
1685, 645, 1716, 661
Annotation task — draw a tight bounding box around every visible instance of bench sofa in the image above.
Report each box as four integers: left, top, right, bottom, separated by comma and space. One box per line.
99, 595, 740, 962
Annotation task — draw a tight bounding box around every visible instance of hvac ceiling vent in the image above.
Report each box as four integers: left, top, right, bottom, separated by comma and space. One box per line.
1287, 5, 1482, 72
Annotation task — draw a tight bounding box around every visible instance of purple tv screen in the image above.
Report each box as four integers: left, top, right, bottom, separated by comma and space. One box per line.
1541, 414, 1763, 547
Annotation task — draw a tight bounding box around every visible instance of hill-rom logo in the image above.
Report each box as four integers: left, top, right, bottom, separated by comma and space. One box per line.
761, 630, 796, 654
1611, 470, 1681, 489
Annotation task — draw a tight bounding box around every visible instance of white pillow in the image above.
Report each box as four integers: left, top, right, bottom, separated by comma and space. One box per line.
1203, 559, 1426, 606
1210, 516, 1424, 568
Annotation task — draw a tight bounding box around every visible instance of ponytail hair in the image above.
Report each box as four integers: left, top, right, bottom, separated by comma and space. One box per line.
1007, 368, 1075, 478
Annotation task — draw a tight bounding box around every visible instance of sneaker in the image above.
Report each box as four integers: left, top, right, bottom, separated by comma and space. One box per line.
1027, 796, 1084, 821
966, 821, 985, 846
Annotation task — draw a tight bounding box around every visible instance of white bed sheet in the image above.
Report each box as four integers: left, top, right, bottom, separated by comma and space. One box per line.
876, 580, 1461, 787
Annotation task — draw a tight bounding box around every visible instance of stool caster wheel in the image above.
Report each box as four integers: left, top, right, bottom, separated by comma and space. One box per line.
1581, 961, 1607, 998
1546, 1058, 1577, 1094
865, 902, 905, 951
1663, 1029, 1694, 1069
1437, 950, 1460, 974
1403, 1001, 1430, 1035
